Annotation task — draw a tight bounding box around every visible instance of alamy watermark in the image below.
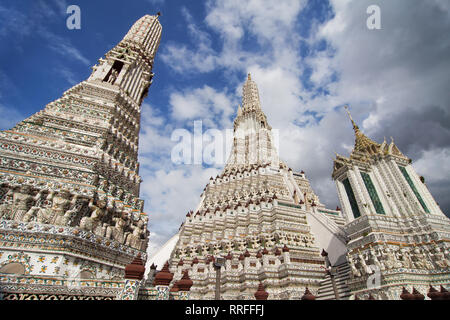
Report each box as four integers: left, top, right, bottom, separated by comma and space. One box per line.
367, 5, 381, 30
66, 5, 81, 30
170, 120, 280, 166
367, 264, 381, 289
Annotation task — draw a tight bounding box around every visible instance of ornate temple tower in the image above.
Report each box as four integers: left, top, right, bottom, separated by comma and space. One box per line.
332, 107, 450, 299
148, 75, 349, 300
0, 14, 162, 299
226, 74, 279, 169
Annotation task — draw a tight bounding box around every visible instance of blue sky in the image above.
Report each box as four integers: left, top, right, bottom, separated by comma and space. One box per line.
1, 0, 450, 256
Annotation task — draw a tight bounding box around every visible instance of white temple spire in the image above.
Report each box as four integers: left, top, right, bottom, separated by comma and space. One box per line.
242, 72, 262, 111
226, 75, 278, 171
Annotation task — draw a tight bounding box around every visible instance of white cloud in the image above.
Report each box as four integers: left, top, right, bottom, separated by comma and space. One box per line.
414, 148, 450, 184
54, 65, 80, 85
146, 0, 165, 5
38, 27, 90, 65
0, 104, 23, 130
205, 0, 307, 45
161, 0, 307, 74
169, 85, 236, 128
0, 2, 90, 66
141, 165, 220, 254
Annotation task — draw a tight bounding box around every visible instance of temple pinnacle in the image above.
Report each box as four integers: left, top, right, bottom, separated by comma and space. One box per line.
344, 105, 359, 132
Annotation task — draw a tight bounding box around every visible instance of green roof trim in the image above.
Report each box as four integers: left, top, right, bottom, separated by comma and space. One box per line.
342, 178, 361, 219
360, 171, 385, 214
278, 202, 302, 209
398, 165, 430, 213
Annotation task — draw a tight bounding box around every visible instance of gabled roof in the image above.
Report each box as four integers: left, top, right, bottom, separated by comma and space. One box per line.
332, 107, 409, 178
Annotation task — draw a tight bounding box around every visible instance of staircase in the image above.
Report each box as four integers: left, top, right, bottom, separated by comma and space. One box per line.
316, 262, 352, 300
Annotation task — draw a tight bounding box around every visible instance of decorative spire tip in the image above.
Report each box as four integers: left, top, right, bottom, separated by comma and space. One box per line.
344, 105, 359, 131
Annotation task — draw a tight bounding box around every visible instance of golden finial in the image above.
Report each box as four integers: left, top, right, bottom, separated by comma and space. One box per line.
247, 73, 251, 81
344, 105, 359, 131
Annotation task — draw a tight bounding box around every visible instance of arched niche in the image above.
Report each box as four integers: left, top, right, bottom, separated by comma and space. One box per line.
79, 270, 94, 279
0, 262, 26, 275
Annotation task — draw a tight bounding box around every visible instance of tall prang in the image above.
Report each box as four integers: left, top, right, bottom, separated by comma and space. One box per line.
147, 75, 350, 300
225, 74, 279, 170
332, 106, 450, 300
0, 14, 162, 300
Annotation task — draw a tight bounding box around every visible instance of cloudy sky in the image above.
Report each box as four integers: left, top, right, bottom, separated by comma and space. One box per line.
1, 0, 449, 258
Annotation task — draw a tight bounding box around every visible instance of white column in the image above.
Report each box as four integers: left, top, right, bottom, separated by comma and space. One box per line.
282, 250, 290, 264
378, 159, 411, 217
353, 166, 377, 215
335, 179, 352, 223
371, 164, 399, 217
131, 68, 143, 101
124, 63, 138, 94
365, 167, 390, 215
128, 64, 140, 98
347, 168, 370, 216
118, 279, 141, 300
405, 164, 444, 216
388, 159, 423, 215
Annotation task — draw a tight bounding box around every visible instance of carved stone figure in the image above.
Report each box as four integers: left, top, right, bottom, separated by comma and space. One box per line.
125, 214, 148, 249
213, 242, 222, 255
303, 234, 315, 247
420, 246, 437, 270
432, 246, 450, 268
10, 185, 44, 222
348, 255, 361, 278
249, 235, 260, 249
0, 189, 14, 219
278, 233, 288, 245
178, 247, 187, 258
54, 200, 78, 226
80, 197, 109, 235
397, 247, 414, 269
107, 69, 118, 84
236, 238, 247, 251
105, 202, 129, 243
368, 245, 385, 271
116, 189, 124, 200
411, 245, 428, 269
381, 244, 397, 270
39, 189, 78, 226
99, 180, 108, 192
287, 234, 295, 246
200, 244, 209, 256
265, 234, 275, 248
108, 184, 116, 196
223, 240, 233, 253
23, 190, 48, 223
356, 250, 372, 275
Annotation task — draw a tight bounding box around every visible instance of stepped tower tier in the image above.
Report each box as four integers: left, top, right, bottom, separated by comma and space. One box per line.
332, 106, 450, 300
147, 75, 349, 300
0, 14, 162, 299
225, 74, 279, 172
